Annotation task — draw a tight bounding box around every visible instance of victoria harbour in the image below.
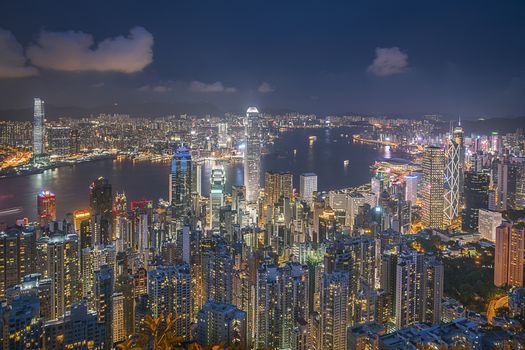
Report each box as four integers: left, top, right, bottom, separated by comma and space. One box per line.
0, 127, 389, 222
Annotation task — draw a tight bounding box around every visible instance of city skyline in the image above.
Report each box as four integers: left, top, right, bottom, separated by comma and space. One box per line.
1, 1, 525, 349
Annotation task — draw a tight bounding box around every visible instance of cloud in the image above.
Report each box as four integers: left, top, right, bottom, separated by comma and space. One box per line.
367, 47, 409, 77
0, 28, 39, 78
139, 83, 173, 93
258, 82, 275, 93
189, 81, 236, 93
27, 27, 153, 73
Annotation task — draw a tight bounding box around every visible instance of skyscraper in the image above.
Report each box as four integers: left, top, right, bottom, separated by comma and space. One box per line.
147, 263, 192, 339
244, 107, 261, 203
496, 156, 509, 211
264, 171, 293, 208
300, 173, 317, 204
395, 251, 443, 329
404, 174, 418, 205
320, 271, 349, 350
169, 146, 193, 222
37, 190, 57, 227
33, 98, 45, 156
461, 171, 490, 232
209, 166, 225, 230
494, 221, 525, 288
444, 134, 461, 226
94, 265, 114, 347
90, 177, 113, 245
422, 146, 445, 229
478, 209, 503, 242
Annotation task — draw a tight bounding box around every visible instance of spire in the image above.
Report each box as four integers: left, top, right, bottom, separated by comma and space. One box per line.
458, 113, 461, 127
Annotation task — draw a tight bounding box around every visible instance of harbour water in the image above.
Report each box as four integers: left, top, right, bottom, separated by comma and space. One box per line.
0, 127, 392, 223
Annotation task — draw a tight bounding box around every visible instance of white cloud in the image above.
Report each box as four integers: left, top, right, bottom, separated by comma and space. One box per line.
367, 47, 409, 77
189, 81, 236, 93
258, 82, 275, 93
139, 84, 173, 93
27, 27, 153, 73
0, 28, 38, 78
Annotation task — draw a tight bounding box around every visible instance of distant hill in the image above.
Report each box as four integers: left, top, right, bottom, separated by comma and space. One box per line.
455, 116, 525, 135
0, 102, 222, 121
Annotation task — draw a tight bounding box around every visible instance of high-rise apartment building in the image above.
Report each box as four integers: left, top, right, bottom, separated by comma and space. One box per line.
320, 271, 349, 350
395, 251, 443, 329
147, 263, 192, 339
494, 221, 525, 288
244, 107, 261, 203
264, 171, 293, 208
196, 301, 247, 349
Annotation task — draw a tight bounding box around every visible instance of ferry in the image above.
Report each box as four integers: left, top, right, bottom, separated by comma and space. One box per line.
343, 160, 350, 167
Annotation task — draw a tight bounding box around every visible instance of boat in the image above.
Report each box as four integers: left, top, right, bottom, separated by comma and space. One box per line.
343, 160, 349, 167
308, 135, 317, 142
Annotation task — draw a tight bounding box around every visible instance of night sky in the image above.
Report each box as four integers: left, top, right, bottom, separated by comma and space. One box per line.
1, 0, 525, 117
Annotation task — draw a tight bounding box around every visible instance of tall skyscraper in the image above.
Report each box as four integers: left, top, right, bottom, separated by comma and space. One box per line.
94, 265, 114, 347
90, 177, 113, 245
395, 251, 443, 329
494, 221, 525, 288
209, 166, 225, 230
264, 171, 293, 208
300, 173, 317, 204
244, 107, 261, 203
496, 156, 509, 211
461, 171, 490, 232
422, 146, 445, 229
169, 146, 193, 222
37, 190, 57, 227
404, 174, 418, 205
320, 271, 349, 350
444, 134, 461, 226
33, 98, 45, 156
147, 263, 192, 339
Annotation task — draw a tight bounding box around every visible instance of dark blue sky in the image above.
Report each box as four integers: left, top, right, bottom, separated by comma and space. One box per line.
0, 0, 524, 117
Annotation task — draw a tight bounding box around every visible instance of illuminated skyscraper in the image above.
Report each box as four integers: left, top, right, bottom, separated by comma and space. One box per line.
244, 107, 261, 203
209, 166, 225, 230
37, 190, 57, 227
264, 171, 293, 208
496, 156, 509, 211
444, 134, 461, 226
404, 175, 418, 205
300, 173, 317, 204
147, 263, 192, 340
169, 146, 193, 222
90, 177, 112, 245
320, 271, 349, 350
478, 209, 503, 242
217, 122, 229, 148
94, 265, 114, 347
494, 221, 525, 288
33, 97, 45, 156
73, 209, 92, 250
44, 233, 81, 319
422, 146, 445, 229
395, 251, 443, 329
